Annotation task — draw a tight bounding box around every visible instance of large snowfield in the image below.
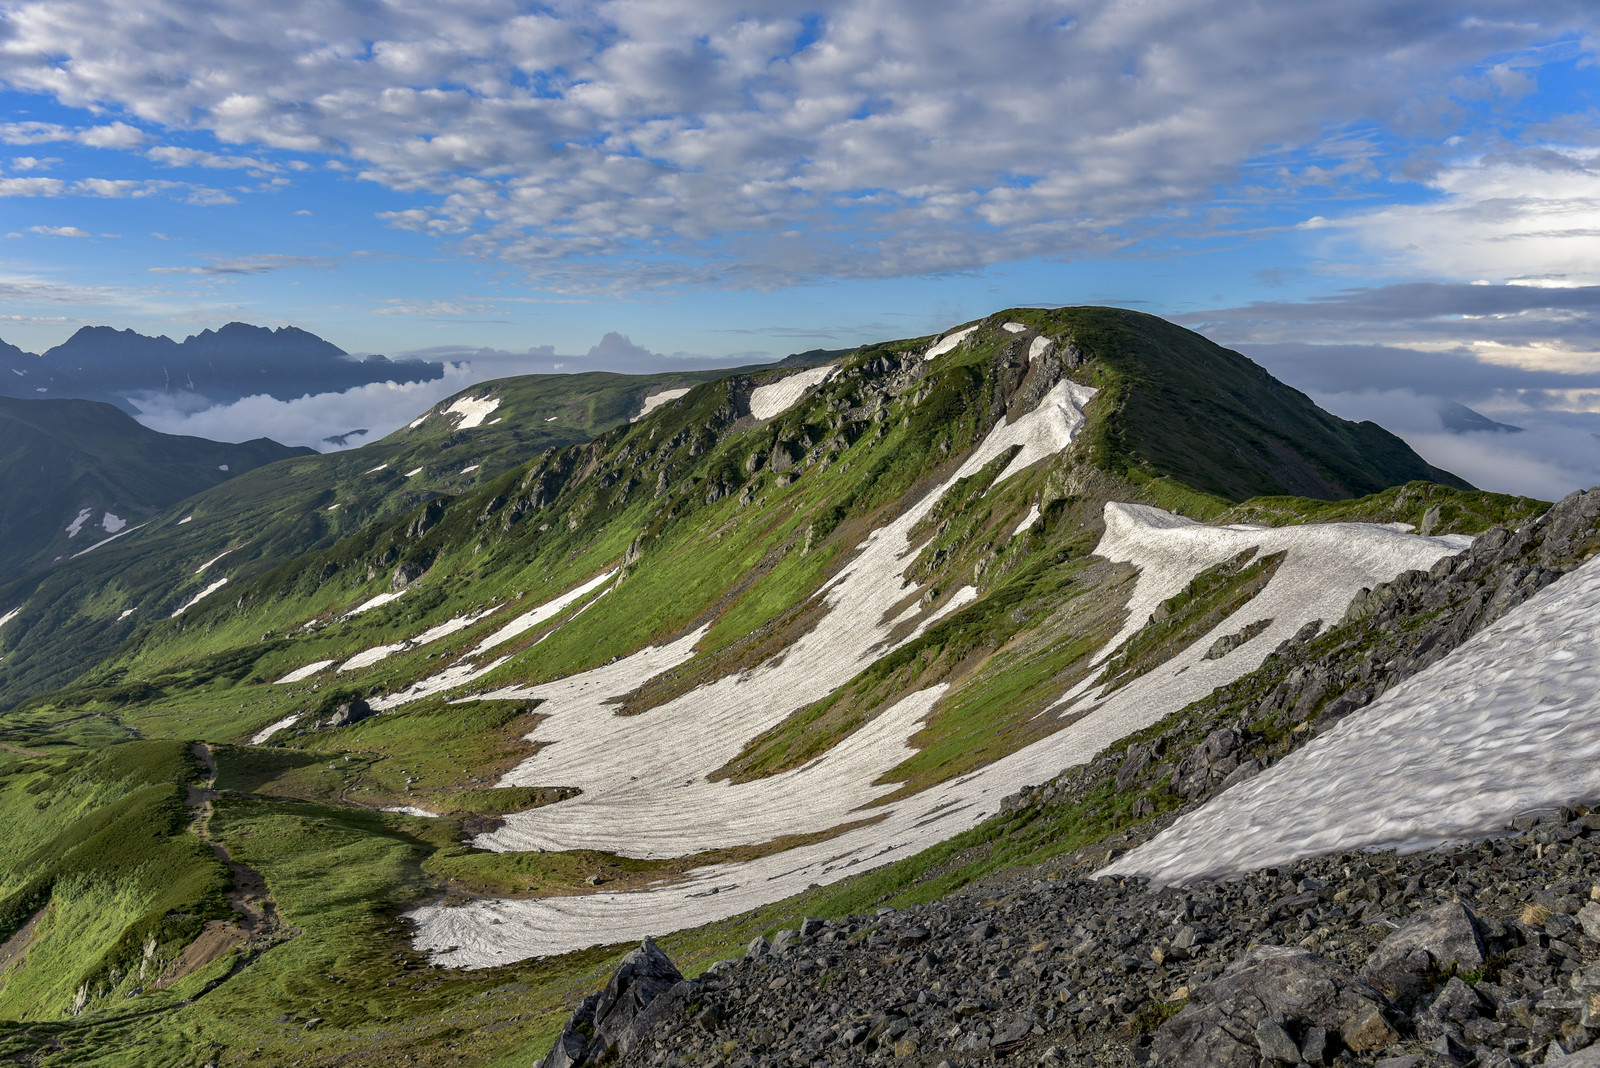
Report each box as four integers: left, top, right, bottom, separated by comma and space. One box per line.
406, 371, 1486, 967
1102, 550, 1600, 887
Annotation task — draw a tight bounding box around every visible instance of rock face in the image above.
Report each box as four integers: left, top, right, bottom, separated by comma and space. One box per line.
596, 805, 1600, 1067
1151, 945, 1397, 1066
539, 938, 687, 1068
1361, 902, 1485, 1003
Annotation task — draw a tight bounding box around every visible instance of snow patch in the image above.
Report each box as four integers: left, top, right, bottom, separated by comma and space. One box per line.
1028, 336, 1053, 361
171, 578, 228, 618
346, 592, 403, 618
365, 463, 390, 474
71, 523, 146, 559
632, 387, 691, 422
1013, 504, 1042, 537
1103, 553, 1600, 887
468, 572, 617, 657
274, 660, 336, 684
100, 513, 127, 533
460, 464, 480, 475
117, 607, 136, 621
218, 464, 229, 472
443, 394, 500, 430
177, 515, 193, 525
923, 325, 978, 361
1002, 322, 1027, 333
0, 606, 20, 630
195, 548, 236, 575
249, 713, 303, 744
749, 366, 838, 421
65, 507, 93, 538
404, 467, 423, 477
384, 805, 441, 818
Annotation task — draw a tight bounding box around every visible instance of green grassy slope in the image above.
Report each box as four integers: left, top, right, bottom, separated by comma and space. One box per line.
0, 369, 733, 709
0, 307, 1534, 1067
0, 396, 310, 586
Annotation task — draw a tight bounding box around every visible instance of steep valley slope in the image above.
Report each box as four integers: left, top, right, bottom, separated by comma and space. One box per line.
0, 306, 1582, 1068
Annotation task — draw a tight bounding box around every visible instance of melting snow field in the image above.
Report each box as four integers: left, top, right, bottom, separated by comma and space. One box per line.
443, 395, 501, 430
403, 367, 1483, 967
749, 366, 839, 420
1102, 554, 1600, 887
633, 387, 691, 422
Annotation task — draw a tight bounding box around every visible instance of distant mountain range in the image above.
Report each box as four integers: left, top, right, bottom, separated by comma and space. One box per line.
0, 321, 443, 411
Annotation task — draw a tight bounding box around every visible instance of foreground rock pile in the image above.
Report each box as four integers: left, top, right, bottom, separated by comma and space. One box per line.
541, 806, 1600, 1067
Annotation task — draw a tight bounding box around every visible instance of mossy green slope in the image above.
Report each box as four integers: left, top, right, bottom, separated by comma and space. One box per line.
0, 395, 310, 587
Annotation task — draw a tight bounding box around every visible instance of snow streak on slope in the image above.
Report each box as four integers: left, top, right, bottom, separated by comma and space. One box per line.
249, 713, 303, 744
275, 660, 335, 684
633, 387, 690, 422
468, 571, 615, 657
1102, 554, 1600, 887
0, 606, 19, 631
410, 489, 1472, 965
170, 578, 228, 618
748, 366, 838, 420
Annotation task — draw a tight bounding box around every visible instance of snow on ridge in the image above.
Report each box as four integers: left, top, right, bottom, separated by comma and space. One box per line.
171, 577, 228, 618
1103, 553, 1600, 888
924, 325, 978, 361
749, 365, 838, 421
65, 508, 93, 538
632, 387, 691, 422
444, 394, 500, 430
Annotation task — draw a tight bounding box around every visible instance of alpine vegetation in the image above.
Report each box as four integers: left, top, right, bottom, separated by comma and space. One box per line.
0, 307, 1589, 1068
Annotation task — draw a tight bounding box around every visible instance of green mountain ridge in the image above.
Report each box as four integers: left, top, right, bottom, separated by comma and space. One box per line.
0, 396, 311, 588
0, 307, 1550, 1067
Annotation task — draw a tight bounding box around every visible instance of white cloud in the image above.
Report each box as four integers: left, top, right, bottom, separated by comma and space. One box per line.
128, 365, 481, 450
147, 145, 276, 171
0, 0, 1593, 288
28, 225, 90, 237
0, 176, 66, 196
1329, 147, 1600, 285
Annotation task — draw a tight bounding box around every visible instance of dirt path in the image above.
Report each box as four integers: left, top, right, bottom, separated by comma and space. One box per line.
157, 743, 294, 987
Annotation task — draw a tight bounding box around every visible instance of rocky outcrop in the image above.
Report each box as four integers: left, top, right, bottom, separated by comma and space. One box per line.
539, 938, 688, 1068
599, 806, 1600, 1067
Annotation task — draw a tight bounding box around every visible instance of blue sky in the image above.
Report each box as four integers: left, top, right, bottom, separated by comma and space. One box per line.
3, 1, 1600, 496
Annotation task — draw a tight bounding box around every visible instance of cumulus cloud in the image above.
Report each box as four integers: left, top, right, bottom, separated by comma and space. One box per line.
0, 1, 1594, 287
27, 224, 90, 237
